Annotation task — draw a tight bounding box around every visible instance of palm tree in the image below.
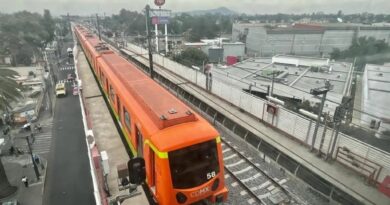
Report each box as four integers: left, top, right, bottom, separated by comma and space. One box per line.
0, 69, 22, 112
0, 68, 21, 199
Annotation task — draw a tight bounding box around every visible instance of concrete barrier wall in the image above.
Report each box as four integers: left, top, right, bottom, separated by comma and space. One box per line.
124, 43, 390, 183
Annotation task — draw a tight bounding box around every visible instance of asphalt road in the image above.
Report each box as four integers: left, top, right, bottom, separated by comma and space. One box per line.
43, 38, 95, 205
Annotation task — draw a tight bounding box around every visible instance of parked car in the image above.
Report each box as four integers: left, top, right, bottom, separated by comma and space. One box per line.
73, 86, 79, 96
55, 83, 66, 97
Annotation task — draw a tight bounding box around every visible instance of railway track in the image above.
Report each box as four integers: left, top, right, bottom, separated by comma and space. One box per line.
221, 137, 304, 205
102, 37, 322, 205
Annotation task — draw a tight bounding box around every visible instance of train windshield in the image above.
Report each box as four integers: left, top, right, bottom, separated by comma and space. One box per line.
169, 139, 220, 189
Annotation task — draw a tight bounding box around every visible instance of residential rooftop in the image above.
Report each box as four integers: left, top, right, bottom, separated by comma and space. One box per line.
213, 55, 354, 112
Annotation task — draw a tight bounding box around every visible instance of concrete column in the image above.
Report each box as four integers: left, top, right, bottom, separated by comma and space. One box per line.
155, 24, 159, 52
165, 24, 168, 53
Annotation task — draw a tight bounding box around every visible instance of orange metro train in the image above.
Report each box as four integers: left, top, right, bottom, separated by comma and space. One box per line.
73, 25, 228, 205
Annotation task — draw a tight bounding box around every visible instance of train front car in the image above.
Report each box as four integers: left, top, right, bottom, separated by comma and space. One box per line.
147, 118, 228, 205
73, 24, 228, 205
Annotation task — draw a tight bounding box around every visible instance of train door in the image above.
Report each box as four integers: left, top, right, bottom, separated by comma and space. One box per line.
116, 95, 120, 115
136, 126, 144, 157
149, 148, 156, 195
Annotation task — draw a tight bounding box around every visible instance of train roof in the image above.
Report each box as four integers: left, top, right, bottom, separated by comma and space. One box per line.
100, 52, 197, 130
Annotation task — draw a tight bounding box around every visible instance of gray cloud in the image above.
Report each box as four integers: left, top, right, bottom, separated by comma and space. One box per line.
0, 0, 388, 15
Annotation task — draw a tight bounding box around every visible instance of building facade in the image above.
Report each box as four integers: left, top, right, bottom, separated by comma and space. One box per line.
361, 64, 390, 137
232, 23, 390, 57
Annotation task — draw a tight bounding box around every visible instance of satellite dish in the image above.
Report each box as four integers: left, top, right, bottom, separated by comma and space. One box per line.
337, 18, 343, 23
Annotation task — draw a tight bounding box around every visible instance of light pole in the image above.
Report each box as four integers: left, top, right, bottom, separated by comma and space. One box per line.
145, 5, 154, 79
26, 136, 40, 180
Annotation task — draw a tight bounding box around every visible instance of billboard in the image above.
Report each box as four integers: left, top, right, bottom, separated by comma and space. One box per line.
152, 16, 170, 25
154, 0, 165, 7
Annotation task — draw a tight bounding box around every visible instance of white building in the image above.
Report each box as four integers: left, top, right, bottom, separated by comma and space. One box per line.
232, 22, 390, 57
213, 55, 354, 113
361, 64, 390, 137
185, 38, 245, 63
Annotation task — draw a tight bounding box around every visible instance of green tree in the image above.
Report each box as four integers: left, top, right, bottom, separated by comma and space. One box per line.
0, 68, 21, 199
173, 48, 208, 67
42, 9, 55, 42
330, 36, 390, 70
0, 11, 52, 66
0, 69, 22, 111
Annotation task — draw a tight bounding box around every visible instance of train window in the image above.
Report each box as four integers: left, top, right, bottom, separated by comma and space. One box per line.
124, 108, 131, 132
168, 139, 219, 189
109, 85, 115, 101
116, 96, 121, 117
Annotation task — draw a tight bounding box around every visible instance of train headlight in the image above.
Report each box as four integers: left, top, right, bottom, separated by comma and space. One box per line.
211, 178, 220, 191
176, 192, 187, 204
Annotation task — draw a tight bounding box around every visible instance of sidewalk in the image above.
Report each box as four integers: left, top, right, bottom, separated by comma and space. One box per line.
0, 155, 46, 205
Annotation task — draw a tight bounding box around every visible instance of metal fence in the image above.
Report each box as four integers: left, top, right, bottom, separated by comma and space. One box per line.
124, 43, 390, 183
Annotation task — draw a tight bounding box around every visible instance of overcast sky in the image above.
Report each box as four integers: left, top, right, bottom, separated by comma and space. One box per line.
0, 0, 388, 16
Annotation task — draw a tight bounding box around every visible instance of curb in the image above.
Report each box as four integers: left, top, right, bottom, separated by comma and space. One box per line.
41, 160, 48, 196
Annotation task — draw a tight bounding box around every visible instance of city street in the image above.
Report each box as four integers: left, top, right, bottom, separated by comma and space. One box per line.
42, 38, 95, 205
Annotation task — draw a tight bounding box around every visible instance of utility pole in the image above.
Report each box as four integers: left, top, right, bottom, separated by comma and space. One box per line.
310, 82, 331, 151
145, 5, 154, 79
270, 71, 276, 96
326, 97, 351, 160
26, 136, 40, 180
96, 14, 101, 40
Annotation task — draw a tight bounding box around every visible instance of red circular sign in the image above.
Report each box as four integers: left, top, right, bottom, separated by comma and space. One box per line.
154, 0, 165, 6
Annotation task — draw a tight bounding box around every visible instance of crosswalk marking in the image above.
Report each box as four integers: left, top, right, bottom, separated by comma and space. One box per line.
60, 66, 75, 71
16, 123, 53, 155
57, 79, 74, 84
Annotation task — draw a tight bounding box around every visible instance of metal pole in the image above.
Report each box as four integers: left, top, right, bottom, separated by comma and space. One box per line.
165, 24, 168, 54
145, 5, 154, 79
328, 122, 341, 159
96, 14, 101, 40
267, 85, 270, 96
155, 24, 159, 52
26, 137, 40, 180
310, 92, 327, 151
317, 112, 328, 156
271, 72, 275, 96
